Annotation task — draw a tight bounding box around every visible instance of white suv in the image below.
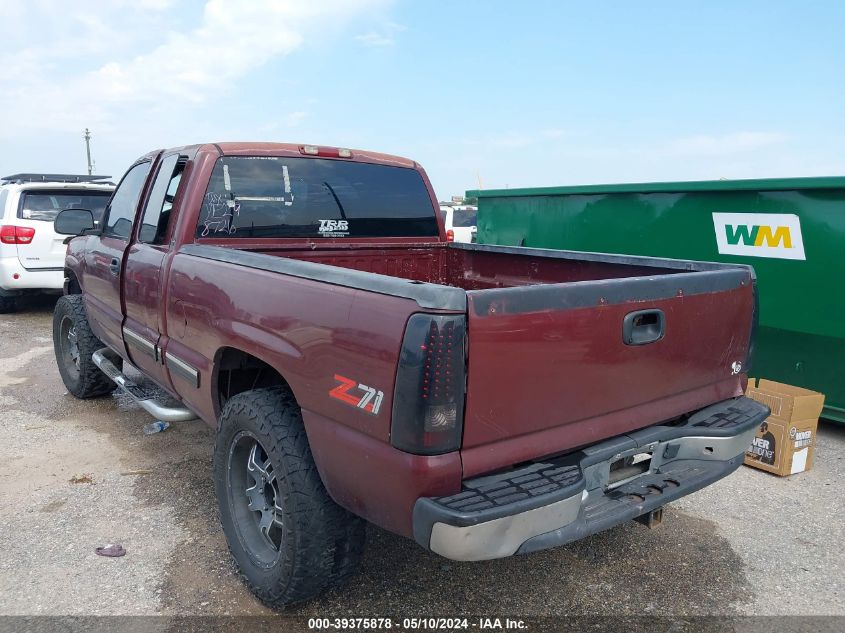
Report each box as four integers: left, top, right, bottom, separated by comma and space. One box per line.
439, 205, 478, 243
0, 174, 114, 312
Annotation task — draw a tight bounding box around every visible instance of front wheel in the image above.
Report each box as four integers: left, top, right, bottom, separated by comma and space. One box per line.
214, 386, 365, 608
52, 294, 119, 398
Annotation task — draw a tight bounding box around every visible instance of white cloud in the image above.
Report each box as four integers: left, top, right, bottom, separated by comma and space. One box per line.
488, 134, 536, 149
259, 111, 309, 133
92, 0, 387, 103
451, 128, 568, 150
0, 0, 388, 136
660, 131, 788, 156
542, 128, 567, 139
355, 32, 395, 46
285, 111, 308, 127
0, 0, 393, 178
355, 21, 405, 47
136, 0, 174, 9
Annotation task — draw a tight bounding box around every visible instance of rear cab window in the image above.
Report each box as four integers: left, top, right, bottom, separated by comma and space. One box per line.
452, 208, 477, 227
196, 157, 439, 239
18, 190, 113, 223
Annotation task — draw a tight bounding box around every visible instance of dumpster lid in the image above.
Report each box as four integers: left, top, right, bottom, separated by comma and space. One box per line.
467, 175, 845, 199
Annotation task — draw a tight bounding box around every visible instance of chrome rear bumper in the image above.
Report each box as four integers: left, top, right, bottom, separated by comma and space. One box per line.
413, 396, 769, 561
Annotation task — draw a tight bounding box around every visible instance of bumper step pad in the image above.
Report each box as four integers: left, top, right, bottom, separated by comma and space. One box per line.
434, 463, 584, 515
689, 396, 769, 430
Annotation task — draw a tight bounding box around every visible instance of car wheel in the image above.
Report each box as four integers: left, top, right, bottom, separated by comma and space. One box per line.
52, 294, 119, 398
214, 386, 365, 608
0, 295, 16, 313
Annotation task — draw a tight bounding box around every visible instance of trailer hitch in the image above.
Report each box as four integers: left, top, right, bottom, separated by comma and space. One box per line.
634, 506, 664, 529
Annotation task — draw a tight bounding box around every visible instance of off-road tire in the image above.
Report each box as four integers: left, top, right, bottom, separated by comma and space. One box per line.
53, 294, 119, 398
214, 386, 366, 609
0, 295, 16, 313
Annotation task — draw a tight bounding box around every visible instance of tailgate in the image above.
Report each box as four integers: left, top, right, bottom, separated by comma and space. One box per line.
462, 268, 755, 458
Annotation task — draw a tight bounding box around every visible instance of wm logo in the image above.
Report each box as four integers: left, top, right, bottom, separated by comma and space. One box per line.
725, 224, 792, 248
713, 213, 805, 261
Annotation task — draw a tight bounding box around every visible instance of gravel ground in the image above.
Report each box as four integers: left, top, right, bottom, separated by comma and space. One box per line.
0, 296, 842, 623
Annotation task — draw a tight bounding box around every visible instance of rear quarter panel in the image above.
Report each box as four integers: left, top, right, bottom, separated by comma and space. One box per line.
164, 253, 463, 535
166, 252, 413, 432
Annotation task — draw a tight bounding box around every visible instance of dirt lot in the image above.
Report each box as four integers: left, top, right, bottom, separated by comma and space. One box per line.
0, 297, 843, 620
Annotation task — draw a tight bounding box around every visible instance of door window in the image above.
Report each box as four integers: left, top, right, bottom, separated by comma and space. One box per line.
139, 155, 186, 244
103, 162, 151, 239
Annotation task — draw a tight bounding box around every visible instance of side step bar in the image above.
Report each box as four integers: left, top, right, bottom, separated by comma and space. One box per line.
92, 348, 198, 423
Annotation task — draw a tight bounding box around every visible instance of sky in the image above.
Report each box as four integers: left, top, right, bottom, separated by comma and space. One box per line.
1, 0, 843, 199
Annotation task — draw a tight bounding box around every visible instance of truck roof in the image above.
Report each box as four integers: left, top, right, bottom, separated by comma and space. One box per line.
153, 142, 418, 170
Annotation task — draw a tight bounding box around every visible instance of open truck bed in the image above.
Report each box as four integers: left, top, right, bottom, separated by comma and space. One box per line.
183, 240, 758, 471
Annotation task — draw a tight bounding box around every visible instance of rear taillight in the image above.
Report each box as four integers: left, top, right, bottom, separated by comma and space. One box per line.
391, 314, 466, 455
0, 225, 35, 244
446, 229, 455, 242
17, 227, 35, 244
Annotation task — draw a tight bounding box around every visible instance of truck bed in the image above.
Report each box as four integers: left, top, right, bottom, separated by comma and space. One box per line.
181, 241, 755, 475
248, 241, 689, 290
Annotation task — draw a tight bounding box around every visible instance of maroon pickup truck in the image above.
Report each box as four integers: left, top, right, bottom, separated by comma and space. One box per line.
51, 142, 768, 607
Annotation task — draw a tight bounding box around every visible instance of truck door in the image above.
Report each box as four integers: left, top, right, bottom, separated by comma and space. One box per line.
122, 153, 187, 389
81, 161, 152, 353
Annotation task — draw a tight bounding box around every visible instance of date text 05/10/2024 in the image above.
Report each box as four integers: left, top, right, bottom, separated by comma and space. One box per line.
307, 617, 528, 630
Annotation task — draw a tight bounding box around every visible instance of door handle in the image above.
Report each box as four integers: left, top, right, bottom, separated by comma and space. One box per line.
623, 309, 665, 345
109, 258, 120, 277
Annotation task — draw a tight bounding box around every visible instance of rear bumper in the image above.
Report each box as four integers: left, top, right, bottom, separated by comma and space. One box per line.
413, 396, 769, 561
0, 257, 64, 292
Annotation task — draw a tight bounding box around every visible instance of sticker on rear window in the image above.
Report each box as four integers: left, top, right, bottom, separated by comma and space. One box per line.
201, 191, 239, 236
318, 219, 349, 237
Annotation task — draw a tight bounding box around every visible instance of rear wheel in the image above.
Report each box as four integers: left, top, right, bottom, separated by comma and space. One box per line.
52, 294, 119, 398
0, 295, 16, 314
214, 386, 365, 608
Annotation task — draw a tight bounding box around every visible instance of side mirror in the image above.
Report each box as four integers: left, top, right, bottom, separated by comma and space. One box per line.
55, 208, 95, 235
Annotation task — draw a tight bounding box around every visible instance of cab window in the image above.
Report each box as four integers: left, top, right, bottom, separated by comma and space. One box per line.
139, 155, 186, 244
103, 162, 151, 239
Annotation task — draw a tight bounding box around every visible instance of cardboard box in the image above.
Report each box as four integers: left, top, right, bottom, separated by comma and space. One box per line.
744, 378, 825, 476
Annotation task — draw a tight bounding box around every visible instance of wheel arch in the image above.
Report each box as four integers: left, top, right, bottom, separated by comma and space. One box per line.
212, 345, 298, 418
64, 268, 82, 295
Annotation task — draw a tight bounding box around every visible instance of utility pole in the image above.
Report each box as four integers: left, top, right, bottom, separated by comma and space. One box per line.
83, 128, 94, 175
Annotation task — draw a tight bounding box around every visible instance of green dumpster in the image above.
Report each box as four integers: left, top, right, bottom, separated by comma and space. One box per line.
468, 177, 844, 422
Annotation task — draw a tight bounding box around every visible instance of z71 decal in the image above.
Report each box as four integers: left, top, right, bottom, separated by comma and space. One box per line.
329, 374, 384, 415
